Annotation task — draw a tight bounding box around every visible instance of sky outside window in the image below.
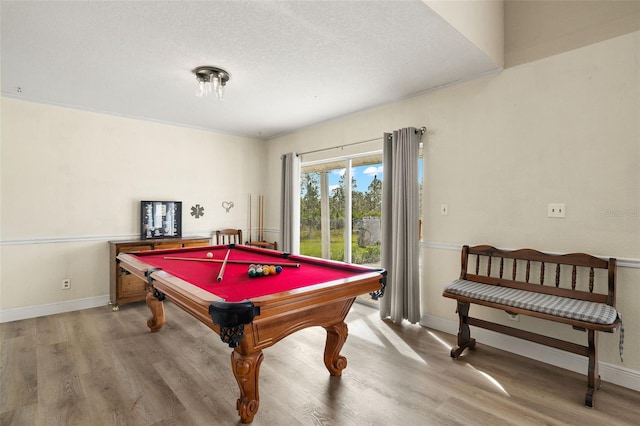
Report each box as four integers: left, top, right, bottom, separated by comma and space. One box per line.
327, 158, 423, 190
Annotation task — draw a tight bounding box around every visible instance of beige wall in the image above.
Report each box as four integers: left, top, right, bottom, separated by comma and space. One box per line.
0, 99, 265, 311
505, 0, 640, 67
267, 31, 640, 375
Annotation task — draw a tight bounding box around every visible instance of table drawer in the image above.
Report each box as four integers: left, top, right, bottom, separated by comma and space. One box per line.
121, 244, 153, 253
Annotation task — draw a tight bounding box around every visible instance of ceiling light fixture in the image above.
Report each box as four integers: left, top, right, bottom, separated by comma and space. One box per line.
193, 66, 230, 100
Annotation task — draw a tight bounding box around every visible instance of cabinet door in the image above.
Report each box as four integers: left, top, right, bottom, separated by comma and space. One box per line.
116, 244, 152, 300
120, 273, 147, 298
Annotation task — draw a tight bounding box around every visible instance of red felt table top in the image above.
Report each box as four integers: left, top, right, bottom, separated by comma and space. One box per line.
128, 245, 377, 302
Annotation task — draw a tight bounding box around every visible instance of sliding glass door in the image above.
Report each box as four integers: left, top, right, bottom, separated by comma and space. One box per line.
300, 154, 383, 267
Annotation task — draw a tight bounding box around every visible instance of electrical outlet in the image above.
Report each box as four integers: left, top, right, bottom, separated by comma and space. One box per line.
547, 203, 566, 218
507, 313, 519, 322
62, 278, 71, 290
440, 204, 448, 216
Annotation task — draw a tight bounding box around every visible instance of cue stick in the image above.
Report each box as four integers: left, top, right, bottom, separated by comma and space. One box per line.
217, 249, 231, 282
163, 256, 301, 268
248, 193, 252, 244
259, 194, 263, 241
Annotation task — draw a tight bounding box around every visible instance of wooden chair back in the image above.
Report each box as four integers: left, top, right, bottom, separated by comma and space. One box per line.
216, 229, 243, 245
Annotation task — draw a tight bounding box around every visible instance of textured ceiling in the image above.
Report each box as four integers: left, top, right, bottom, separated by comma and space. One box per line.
1, 1, 500, 139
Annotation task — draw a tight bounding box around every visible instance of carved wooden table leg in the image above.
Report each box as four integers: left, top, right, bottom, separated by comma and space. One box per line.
145, 290, 166, 333
451, 301, 475, 358
232, 350, 264, 424
323, 321, 348, 376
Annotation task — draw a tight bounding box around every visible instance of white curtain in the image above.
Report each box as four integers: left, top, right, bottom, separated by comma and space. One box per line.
280, 152, 300, 254
380, 128, 421, 324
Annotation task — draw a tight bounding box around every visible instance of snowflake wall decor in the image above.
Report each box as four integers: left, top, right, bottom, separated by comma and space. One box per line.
190, 204, 204, 218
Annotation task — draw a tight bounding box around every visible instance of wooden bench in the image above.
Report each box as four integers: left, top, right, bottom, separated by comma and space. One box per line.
442, 245, 622, 407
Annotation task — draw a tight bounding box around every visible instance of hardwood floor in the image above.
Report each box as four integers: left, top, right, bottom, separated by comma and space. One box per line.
1, 301, 638, 425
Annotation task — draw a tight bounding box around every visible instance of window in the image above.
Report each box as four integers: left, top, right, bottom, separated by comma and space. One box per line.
300, 149, 423, 268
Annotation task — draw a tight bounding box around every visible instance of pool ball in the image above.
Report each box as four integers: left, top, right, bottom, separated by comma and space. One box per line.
275, 265, 283, 274
206, 252, 213, 258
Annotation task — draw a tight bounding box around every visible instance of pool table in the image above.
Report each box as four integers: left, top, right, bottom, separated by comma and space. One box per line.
116, 244, 385, 423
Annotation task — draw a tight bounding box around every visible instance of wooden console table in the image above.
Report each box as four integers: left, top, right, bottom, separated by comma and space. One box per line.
109, 236, 210, 310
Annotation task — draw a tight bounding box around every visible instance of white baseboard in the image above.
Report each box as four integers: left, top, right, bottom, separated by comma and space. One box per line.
0, 295, 111, 323
420, 314, 640, 393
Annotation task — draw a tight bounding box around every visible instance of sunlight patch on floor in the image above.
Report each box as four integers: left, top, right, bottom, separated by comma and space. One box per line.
348, 318, 385, 347
427, 330, 454, 352
348, 313, 427, 365
466, 363, 511, 397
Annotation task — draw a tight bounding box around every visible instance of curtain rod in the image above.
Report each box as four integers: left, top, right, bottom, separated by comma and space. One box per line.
298, 126, 427, 157
298, 136, 381, 157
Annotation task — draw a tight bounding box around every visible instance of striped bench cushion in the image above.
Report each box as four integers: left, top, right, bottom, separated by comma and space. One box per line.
443, 279, 619, 325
